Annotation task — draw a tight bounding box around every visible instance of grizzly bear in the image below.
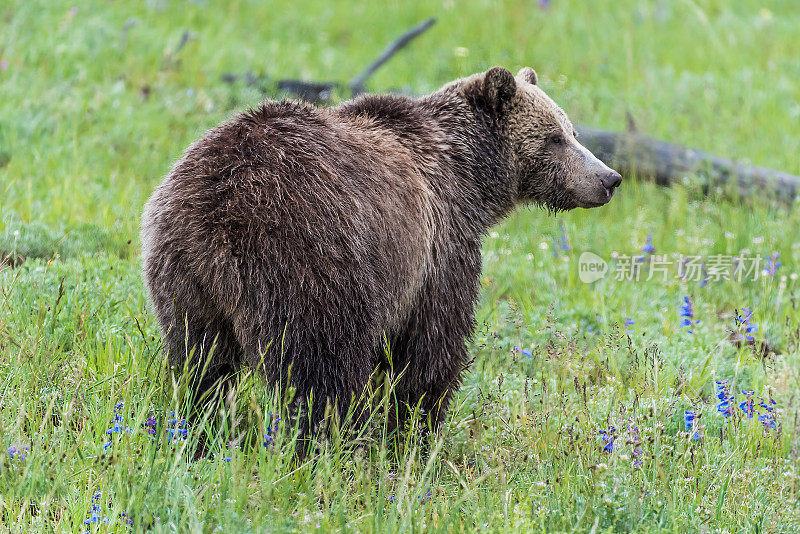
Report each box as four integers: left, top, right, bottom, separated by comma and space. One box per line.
141, 66, 620, 434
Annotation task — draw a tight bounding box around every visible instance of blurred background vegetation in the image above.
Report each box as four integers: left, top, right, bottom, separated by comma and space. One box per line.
1, 0, 798, 237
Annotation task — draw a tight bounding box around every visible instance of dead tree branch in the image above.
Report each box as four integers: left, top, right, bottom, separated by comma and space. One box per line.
348, 17, 436, 96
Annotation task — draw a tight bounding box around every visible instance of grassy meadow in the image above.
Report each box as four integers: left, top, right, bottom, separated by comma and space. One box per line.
2, 0, 800, 531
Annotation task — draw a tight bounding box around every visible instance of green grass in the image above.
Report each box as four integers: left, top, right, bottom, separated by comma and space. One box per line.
2, 0, 800, 531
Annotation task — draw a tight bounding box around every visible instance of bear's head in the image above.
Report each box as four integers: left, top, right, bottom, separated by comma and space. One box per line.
464, 66, 621, 211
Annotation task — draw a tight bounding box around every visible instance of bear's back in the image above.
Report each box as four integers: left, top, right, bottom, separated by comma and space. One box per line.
142, 97, 440, 338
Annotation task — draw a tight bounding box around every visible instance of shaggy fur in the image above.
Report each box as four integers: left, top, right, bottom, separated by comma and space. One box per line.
141, 66, 620, 433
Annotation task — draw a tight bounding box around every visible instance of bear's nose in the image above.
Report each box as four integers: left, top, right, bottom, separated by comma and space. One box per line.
599, 170, 622, 190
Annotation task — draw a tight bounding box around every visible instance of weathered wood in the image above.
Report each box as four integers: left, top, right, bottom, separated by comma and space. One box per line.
576, 126, 800, 201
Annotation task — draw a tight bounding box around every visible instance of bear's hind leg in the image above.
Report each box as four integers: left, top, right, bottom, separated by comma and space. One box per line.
163, 313, 240, 409
236, 314, 380, 447
152, 270, 242, 418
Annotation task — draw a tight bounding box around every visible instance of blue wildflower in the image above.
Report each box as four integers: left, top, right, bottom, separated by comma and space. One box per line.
513, 346, 533, 357
736, 390, 778, 429
598, 426, 616, 452
684, 410, 701, 440
142, 413, 188, 442
7, 445, 28, 461
759, 397, 777, 412
680, 296, 697, 333
263, 412, 281, 450
167, 410, 189, 443
624, 317, 635, 335
635, 231, 655, 263
222, 440, 239, 462
559, 223, 570, 251
733, 307, 758, 342
83, 492, 109, 526
699, 267, 709, 288
166, 412, 188, 443
103, 402, 132, 450
763, 252, 781, 277
642, 232, 655, 254
715, 380, 735, 417
758, 413, 776, 430
754, 396, 778, 429
739, 390, 755, 419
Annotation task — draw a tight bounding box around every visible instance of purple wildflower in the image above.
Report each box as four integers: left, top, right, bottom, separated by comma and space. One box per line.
7, 445, 28, 461
263, 412, 281, 450
142, 416, 157, 435
558, 223, 570, 251
763, 252, 781, 277
628, 422, 644, 468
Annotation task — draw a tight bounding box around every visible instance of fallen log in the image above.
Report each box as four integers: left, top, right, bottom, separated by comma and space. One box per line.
576, 126, 800, 202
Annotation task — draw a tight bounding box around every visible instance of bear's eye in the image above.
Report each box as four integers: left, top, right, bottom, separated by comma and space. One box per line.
550, 134, 564, 145
573, 130, 578, 139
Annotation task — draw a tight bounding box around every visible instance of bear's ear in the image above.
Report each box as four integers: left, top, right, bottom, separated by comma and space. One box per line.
483, 66, 517, 111
516, 67, 538, 86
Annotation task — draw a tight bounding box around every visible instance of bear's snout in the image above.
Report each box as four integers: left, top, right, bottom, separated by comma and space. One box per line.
599, 170, 622, 192
599, 170, 622, 201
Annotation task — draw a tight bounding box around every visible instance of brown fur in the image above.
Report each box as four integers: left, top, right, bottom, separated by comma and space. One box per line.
141, 67, 620, 433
